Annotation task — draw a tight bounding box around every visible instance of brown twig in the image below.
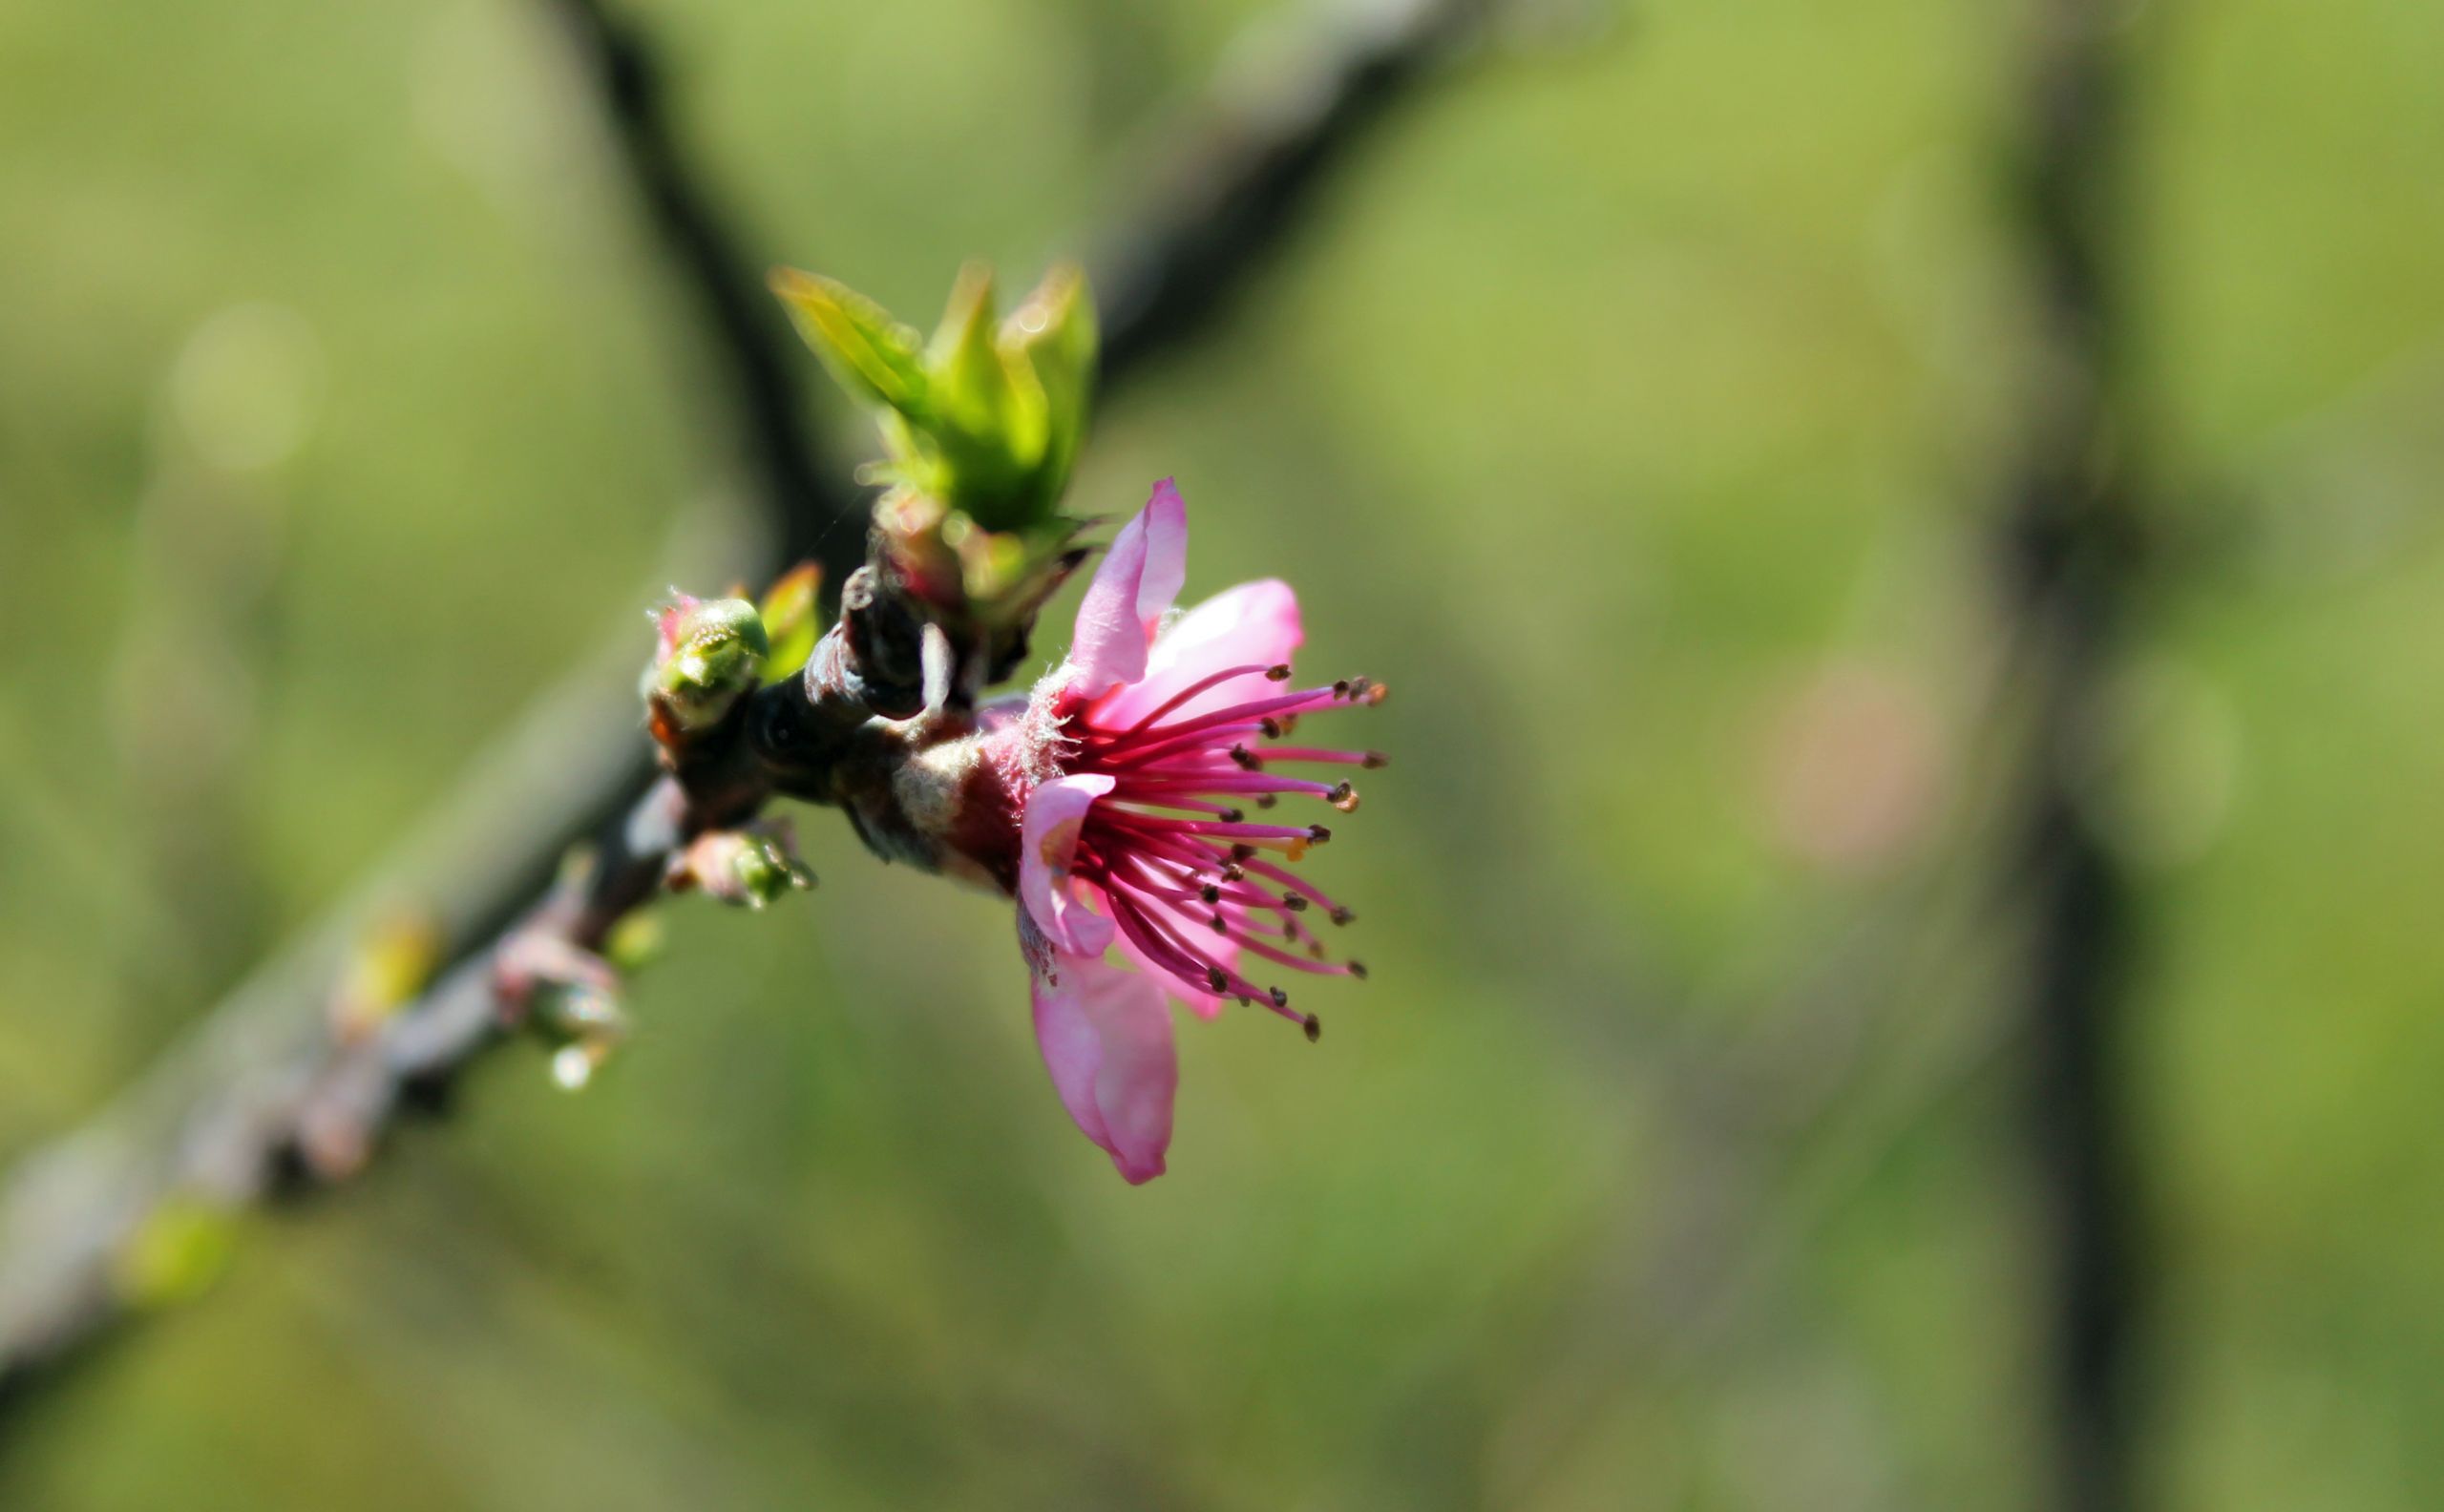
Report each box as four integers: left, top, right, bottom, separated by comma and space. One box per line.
0, 0, 1489, 1416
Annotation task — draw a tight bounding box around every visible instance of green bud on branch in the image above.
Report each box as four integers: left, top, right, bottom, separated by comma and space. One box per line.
643, 595, 769, 742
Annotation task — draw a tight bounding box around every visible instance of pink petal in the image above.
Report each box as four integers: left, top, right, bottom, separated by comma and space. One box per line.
1093, 578, 1303, 729
1018, 774, 1116, 956
1066, 479, 1190, 700
1135, 478, 1189, 635
1029, 952, 1177, 1184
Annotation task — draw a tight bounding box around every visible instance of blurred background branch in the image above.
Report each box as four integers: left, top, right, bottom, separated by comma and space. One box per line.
2001, 2, 2149, 1508
0, 0, 1488, 1418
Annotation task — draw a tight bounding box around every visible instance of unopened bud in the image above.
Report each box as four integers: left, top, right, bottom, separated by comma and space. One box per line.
643, 596, 769, 737
671, 821, 814, 910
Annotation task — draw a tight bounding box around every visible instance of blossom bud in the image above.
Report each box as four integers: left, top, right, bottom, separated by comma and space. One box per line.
643, 595, 769, 737
670, 821, 815, 910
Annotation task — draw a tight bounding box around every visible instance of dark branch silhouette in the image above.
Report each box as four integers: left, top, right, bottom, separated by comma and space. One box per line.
1999, 3, 2149, 1508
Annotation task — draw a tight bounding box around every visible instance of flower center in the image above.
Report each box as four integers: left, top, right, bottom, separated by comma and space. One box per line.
1055, 665, 1385, 1036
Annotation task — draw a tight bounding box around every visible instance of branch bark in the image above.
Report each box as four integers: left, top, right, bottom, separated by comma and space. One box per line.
0, 0, 1485, 1417
1999, 4, 2148, 1508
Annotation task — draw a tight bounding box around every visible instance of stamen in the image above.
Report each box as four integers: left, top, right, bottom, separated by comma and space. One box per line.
1127, 772, 1338, 797
1282, 893, 1309, 913
1099, 721, 1270, 771
1100, 882, 1233, 998
1348, 960, 1368, 979
1253, 746, 1378, 767
1239, 856, 1346, 916
1329, 783, 1359, 813
1230, 745, 1259, 769
1106, 662, 1277, 738
1266, 664, 1292, 682
1308, 825, 1332, 844
1303, 1014, 1322, 1042
1101, 685, 1347, 754
1330, 906, 1357, 926
1206, 966, 1229, 994
1106, 792, 1249, 820
1269, 986, 1290, 1010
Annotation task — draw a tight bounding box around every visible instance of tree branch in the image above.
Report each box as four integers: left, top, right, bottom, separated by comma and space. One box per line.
0, 0, 1487, 1415
1998, 4, 2148, 1508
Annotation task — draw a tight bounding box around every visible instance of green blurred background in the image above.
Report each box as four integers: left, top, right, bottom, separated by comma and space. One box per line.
3, 0, 2442, 1505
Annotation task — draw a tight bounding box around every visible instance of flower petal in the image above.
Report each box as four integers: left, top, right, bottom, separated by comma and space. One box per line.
1134, 478, 1189, 634
1029, 955, 1110, 1155
1018, 774, 1116, 956
1066, 479, 1190, 699
1030, 951, 1177, 1184
1094, 578, 1303, 729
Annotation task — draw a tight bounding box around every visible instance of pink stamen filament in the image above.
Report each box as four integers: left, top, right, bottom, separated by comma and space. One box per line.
1089, 686, 1346, 766
1099, 663, 1276, 739
1100, 853, 1346, 980
1102, 884, 1298, 1022
1112, 774, 1339, 798
1091, 723, 1268, 771
1238, 854, 1346, 916
1235, 746, 1377, 766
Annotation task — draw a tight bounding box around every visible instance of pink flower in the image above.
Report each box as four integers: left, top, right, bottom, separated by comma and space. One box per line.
989, 479, 1381, 1183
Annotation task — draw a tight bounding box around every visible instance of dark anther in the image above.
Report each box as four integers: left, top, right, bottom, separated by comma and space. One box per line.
1329, 905, 1357, 926
1230, 745, 1259, 769
1333, 679, 1352, 698
1231, 843, 1257, 861
1200, 884, 1223, 905
1347, 960, 1369, 980
1221, 863, 1246, 882
1210, 913, 1229, 934
1329, 783, 1359, 813
1302, 1014, 1322, 1042
1261, 717, 1283, 739
1308, 825, 1332, 844
1282, 893, 1310, 912
1219, 808, 1244, 823
1362, 751, 1389, 768
1266, 664, 1293, 682
1254, 793, 1277, 808
1269, 986, 1290, 1009
1206, 967, 1230, 994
